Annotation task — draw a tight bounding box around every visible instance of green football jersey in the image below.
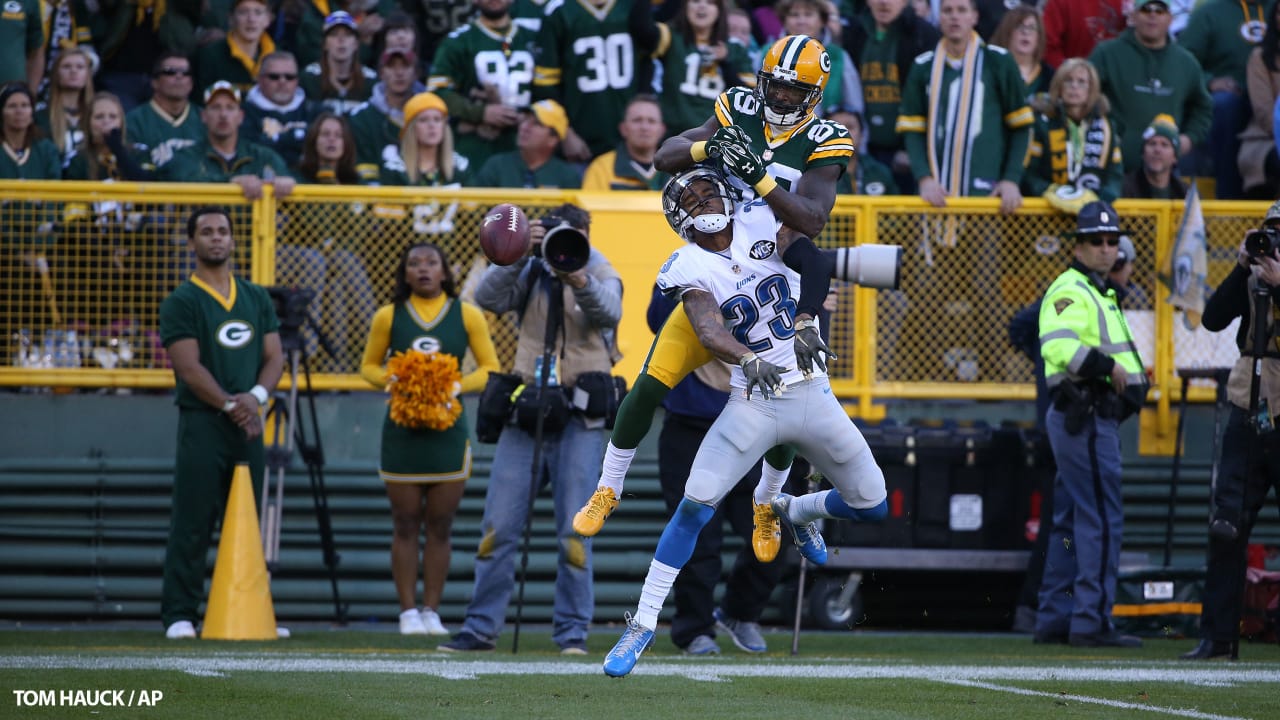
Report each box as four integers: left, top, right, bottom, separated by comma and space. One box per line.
159, 277, 280, 410
0, 0, 41, 85
427, 19, 539, 167
126, 101, 207, 170
713, 86, 854, 203
532, 0, 638, 156
654, 25, 754, 136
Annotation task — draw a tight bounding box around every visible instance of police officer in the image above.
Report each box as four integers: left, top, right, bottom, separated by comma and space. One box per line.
158, 206, 285, 639
1035, 201, 1148, 648
1182, 200, 1280, 660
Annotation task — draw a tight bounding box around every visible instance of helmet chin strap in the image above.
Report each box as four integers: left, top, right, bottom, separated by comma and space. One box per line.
692, 213, 730, 233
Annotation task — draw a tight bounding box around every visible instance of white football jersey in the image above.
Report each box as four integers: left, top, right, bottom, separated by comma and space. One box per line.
656, 199, 823, 390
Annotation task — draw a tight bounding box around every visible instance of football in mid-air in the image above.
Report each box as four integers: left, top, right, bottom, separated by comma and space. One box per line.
479, 203, 531, 266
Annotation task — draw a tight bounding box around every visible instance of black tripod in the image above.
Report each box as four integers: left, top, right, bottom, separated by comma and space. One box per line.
261, 311, 348, 625
512, 273, 565, 653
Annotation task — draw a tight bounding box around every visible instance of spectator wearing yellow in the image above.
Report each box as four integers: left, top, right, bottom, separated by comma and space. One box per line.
300, 11, 379, 115
470, 99, 582, 188
377, 92, 470, 239
34, 1, 93, 98
35, 47, 94, 162
583, 95, 670, 191
0, 0, 44, 89
196, 0, 276, 97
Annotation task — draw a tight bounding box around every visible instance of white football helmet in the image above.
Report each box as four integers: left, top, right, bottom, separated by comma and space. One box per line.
662, 165, 737, 241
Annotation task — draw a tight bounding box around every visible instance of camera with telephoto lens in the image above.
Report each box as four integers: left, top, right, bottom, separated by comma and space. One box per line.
537, 215, 590, 274
267, 286, 316, 335
1245, 226, 1280, 261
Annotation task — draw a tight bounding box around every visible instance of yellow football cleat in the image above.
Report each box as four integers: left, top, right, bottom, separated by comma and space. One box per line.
573, 487, 619, 537
752, 502, 781, 562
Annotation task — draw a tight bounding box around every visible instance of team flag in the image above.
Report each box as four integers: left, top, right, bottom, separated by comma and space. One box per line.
1163, 184, 1207, 329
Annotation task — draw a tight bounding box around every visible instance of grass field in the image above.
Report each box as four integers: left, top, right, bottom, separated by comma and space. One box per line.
3, 625, 1279, 719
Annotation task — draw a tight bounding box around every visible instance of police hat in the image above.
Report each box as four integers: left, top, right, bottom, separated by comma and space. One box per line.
1266, 198, 1280, 224
1075, 201, 1126, 237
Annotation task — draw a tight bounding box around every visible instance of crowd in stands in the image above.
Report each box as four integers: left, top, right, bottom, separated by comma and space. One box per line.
3, 0, 1278, 201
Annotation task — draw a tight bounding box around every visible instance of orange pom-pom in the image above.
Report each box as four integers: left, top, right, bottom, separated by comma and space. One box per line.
386, 350, 464, 431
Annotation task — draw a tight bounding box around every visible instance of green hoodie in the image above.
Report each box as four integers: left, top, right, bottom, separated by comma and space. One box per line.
1177, 0, 1269, 89
1089, 29, 1213, 173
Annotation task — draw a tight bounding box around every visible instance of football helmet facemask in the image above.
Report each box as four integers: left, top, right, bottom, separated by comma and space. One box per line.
662, 164, 737, 241
756, 34, 830, 128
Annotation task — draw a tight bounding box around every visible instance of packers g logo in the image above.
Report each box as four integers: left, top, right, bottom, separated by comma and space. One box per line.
749, 240, 776, 260
818, 51, 831, 74
217, 321, 254, 348
411, 336, 441, 354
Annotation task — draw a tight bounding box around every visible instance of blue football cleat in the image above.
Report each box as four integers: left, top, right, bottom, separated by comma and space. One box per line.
603, 614, 655, 677
770, 493, 827, 565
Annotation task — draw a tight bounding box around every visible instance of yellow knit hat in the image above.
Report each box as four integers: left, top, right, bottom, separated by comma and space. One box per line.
401, 92, 448, 138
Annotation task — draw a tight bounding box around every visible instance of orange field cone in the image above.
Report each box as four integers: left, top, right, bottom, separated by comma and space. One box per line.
202, 463, 277, 640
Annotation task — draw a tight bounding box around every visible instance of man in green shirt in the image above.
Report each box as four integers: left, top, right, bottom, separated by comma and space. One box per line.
348, 47, 423, 183
0, 0, 44, 88
157, 81, 295, 200
126, 52, 206, 172
195, 0, 276, 96
158, 205, 284, 639
470, 99, 582, 188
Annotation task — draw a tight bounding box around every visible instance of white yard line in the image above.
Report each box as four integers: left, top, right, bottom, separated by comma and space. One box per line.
3, 654, 1279, 690
941, 679, 1250, 720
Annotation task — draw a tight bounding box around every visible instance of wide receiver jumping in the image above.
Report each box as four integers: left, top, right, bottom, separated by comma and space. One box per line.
572, 34, 861, 556
601, 165, 889, 677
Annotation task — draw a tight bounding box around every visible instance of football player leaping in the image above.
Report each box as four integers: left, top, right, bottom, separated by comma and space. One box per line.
601, 165, 889, 678
573, 35, 859, 553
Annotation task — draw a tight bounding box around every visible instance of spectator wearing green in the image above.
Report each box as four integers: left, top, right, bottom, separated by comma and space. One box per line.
426, 0, 538, 171
897, 0, 1032, 213
1121, 114, 1189, 199
34, 0, 94, 99
348, 48, 424, 183
127, 52, 205, 172
241, 52, 321, 173
1177, 0, 1266, 198
532, 0, 639, 162
92, 0, 198, 112
843, 0, 939, 195
1023, 59, 1124, 208
470, 99, 581, 188
195, 0, 276, 98
1089, 0, 1213, 175
988, 6, 1054, 103
300, 11, 379, 116
157, 81, 295, 201
63, 92, 151, 182
778, 0, 863, 117
0, 0, 46, 89
827, 111, 899, 196
0, 83, 60, 248
292, 0, 396, 70
630, 0, 754, 139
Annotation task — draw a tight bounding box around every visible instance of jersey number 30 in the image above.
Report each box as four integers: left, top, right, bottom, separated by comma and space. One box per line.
721, 274, 796, 352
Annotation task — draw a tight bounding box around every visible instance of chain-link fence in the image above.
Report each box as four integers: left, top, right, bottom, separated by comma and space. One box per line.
0, 181, 1270, 420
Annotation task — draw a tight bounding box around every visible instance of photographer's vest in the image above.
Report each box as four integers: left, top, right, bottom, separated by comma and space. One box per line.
512, 258, 621, 387
1226, 275, 1280, 413
1039, 266, 1146, 393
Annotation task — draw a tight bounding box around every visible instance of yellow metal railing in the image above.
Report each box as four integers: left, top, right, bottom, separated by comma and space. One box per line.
0, 181, 1265, 453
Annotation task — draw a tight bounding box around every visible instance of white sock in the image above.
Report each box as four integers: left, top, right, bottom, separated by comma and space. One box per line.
789, 490, 834, 524
597, 442, 635, 495
753, 461, 791, 505
635, 559, 679, 630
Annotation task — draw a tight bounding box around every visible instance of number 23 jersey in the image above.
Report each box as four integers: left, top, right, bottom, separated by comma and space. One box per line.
713, 86, 854, 203
656, 201, 821, 391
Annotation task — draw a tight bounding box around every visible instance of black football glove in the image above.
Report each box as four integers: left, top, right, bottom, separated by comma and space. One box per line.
720, 140, 768, 186
793, 319, 836, 379
705, 124, 750, 159
740, 352, 788, 400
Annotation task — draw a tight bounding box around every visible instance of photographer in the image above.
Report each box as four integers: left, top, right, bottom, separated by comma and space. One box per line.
1035, 201, 1148, 649
1182, 201, 1280, 660
439, 203, 622, 654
